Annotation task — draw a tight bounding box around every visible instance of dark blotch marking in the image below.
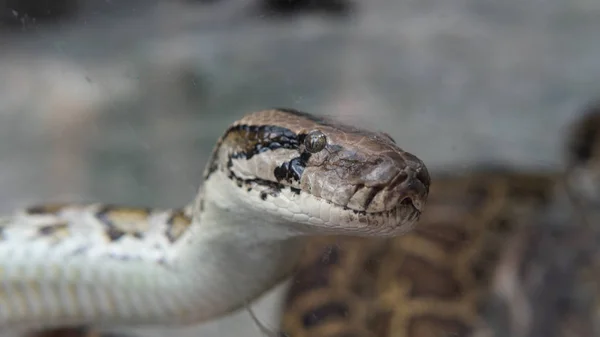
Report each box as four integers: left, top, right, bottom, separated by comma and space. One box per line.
106, 227, 126, 241
289, 157, 306, 178
229, 171, 286, 200
205, 123, 302, 179
96, 205, 151, 242
97, 206, 126, 241
408, 316, 471, 337
166, 209, 193, 243
274, 152, 312, 183
261, 186, 282, 200
26, 204, 68, 215
301, 302, 350, 328
228, 124, 300, 161
273, 159, 304, 182
396, 255, 462, 299
38, 223, 69, 236
273, 165, 288, 182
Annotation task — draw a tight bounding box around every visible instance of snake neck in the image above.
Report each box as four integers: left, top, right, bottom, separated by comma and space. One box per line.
192, 170, 310, 241
164, 183, 308, 324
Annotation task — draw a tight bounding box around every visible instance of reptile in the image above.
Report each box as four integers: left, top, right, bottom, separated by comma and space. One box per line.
280, 103, 600, 337
0, 108, 430, 334
23, 104, 600, 337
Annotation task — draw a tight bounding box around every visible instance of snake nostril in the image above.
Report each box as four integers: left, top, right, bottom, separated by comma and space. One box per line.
399, 197, 413, 207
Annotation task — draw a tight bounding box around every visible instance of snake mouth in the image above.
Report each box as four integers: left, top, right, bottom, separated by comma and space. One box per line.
334, 197, 422, 236
342, 195, 421, 216
298, 190, 423, 237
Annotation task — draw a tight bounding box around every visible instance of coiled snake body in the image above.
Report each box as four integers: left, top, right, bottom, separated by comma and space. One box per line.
0, 109, 430, 332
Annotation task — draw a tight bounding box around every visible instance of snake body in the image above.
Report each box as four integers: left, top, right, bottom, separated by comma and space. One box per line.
0, 108, 430, 332
280, 104, 600, 337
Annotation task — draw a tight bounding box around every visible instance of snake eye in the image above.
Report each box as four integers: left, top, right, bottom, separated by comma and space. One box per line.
304, 130, 327, 153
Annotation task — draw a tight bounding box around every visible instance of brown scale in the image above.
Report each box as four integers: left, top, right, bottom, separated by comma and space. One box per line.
165, 209, 193, 243
95, 206, 153, 241
280, 170, 558, 337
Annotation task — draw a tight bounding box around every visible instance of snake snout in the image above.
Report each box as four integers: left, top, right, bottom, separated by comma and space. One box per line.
349, 164, 429, 214
391, 164, 430, 214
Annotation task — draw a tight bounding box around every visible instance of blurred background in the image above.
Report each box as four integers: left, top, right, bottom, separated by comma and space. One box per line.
0, 0, 599, 336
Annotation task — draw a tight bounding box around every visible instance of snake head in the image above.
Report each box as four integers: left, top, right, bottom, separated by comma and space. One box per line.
204, 108, 430, 237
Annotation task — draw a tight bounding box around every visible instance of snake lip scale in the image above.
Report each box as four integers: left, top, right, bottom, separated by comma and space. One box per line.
0, 108, 430, 332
